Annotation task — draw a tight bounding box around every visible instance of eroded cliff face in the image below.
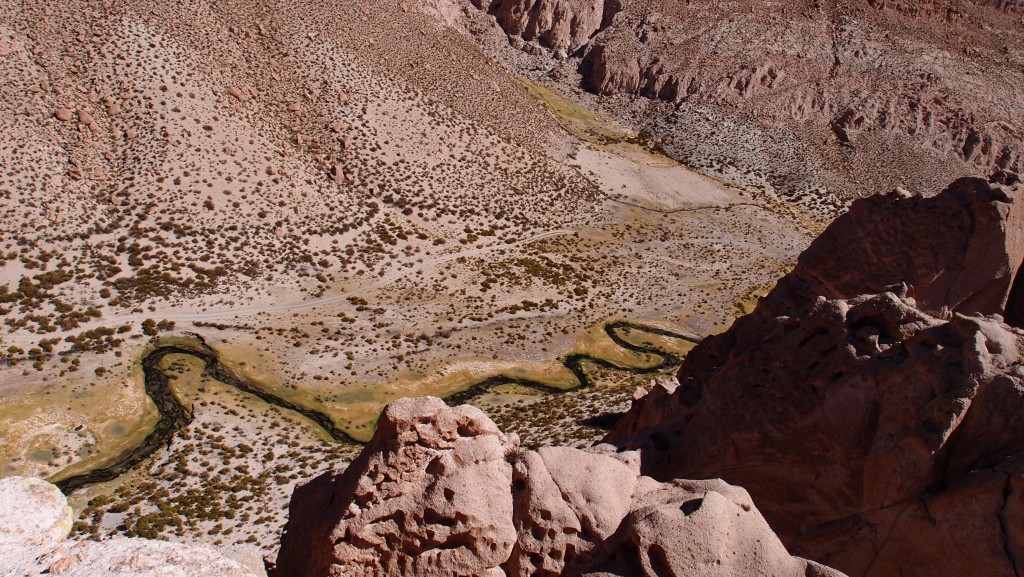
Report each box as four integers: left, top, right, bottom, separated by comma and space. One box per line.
470, 0, 621, 54
274, 397, 842, 577
473, 0, 1023, 182
582, 1, 1022, 176
607, 175, 1024, 577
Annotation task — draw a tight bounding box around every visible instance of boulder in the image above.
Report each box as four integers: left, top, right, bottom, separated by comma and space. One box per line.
1, 538, 264, 577
0, 477, 73, 547
0, 477, 262, 577
275, 397, 843, 577
275, 397, 519, 577
576, 478, 845, 577
76, 109, 95, 125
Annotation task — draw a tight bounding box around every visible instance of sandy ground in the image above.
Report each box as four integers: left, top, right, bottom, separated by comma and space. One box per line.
574, 144, 740, 211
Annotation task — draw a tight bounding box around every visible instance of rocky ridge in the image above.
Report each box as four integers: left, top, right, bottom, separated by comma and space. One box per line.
275, 396, 842, 577
472, 0, 1023, 196
607, 174, 1024, 576
470, 0, 621, 55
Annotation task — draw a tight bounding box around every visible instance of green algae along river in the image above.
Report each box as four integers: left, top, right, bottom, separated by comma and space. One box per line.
55, 322, 701, 494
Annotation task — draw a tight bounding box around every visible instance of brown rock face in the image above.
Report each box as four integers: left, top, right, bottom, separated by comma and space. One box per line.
776, 176, 1024, 322
275, 397, 842, 577
274, 398, 518, 577
606, 176, 1024, 577
472, 0, 621, 54
574, 0, 1024, 177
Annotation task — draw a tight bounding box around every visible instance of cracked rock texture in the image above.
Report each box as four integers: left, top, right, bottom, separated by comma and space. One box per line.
0, 476, 264, 577
275, 396, 842, 577
607, 175, 1024, 577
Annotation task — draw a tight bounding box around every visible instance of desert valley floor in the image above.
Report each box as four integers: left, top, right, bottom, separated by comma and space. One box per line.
0, 0, 1019, 562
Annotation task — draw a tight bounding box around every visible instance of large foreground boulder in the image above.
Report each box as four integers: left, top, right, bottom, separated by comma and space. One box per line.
275, 396, 842, 577
275, 398, 519, 577
606, 175, 1024, 577
0, 477, 263, 577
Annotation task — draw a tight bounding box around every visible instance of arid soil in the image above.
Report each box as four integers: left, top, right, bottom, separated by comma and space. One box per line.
0, 0, 814, 552
472, 0, 1023, 202
0, 0, 1020, 563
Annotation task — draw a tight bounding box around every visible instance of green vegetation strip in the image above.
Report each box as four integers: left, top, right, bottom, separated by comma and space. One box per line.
445, 321, 701, 405
55, 334, 357, 494
55, 323, 701, 494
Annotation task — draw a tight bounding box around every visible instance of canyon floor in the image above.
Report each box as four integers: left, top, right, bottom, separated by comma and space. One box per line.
0, 0, 1015, 562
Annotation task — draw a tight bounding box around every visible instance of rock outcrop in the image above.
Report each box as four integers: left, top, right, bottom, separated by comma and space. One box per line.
606, 175, 1024, 577
275, 396, 842, 577
471, 0, 621, 55
276, 399, 518, 577
0, 476, 264, 577
573, 1, 1024, 177
773, 175, 1024, 322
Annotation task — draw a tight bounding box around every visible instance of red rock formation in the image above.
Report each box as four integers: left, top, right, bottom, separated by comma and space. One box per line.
275, 397, 843, 577
472, 0, 621, 54
606, 175, 1024, 577
274, 399, 518, 577
571, 1, 1024, 176
773, 175, 1024, 322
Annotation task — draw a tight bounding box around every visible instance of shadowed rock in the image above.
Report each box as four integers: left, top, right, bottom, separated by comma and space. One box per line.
472, 0, 621, 55
606, 176, 1024, 577
775, 176, 1024, 323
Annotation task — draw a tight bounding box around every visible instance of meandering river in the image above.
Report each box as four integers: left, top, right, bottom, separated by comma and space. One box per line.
56, 322, 700, 494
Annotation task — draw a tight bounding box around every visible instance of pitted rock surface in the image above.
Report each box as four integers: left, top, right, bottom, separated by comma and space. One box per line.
275, 397, 844, 577
607, 177, 1024, 577
276, 397, 519, 577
